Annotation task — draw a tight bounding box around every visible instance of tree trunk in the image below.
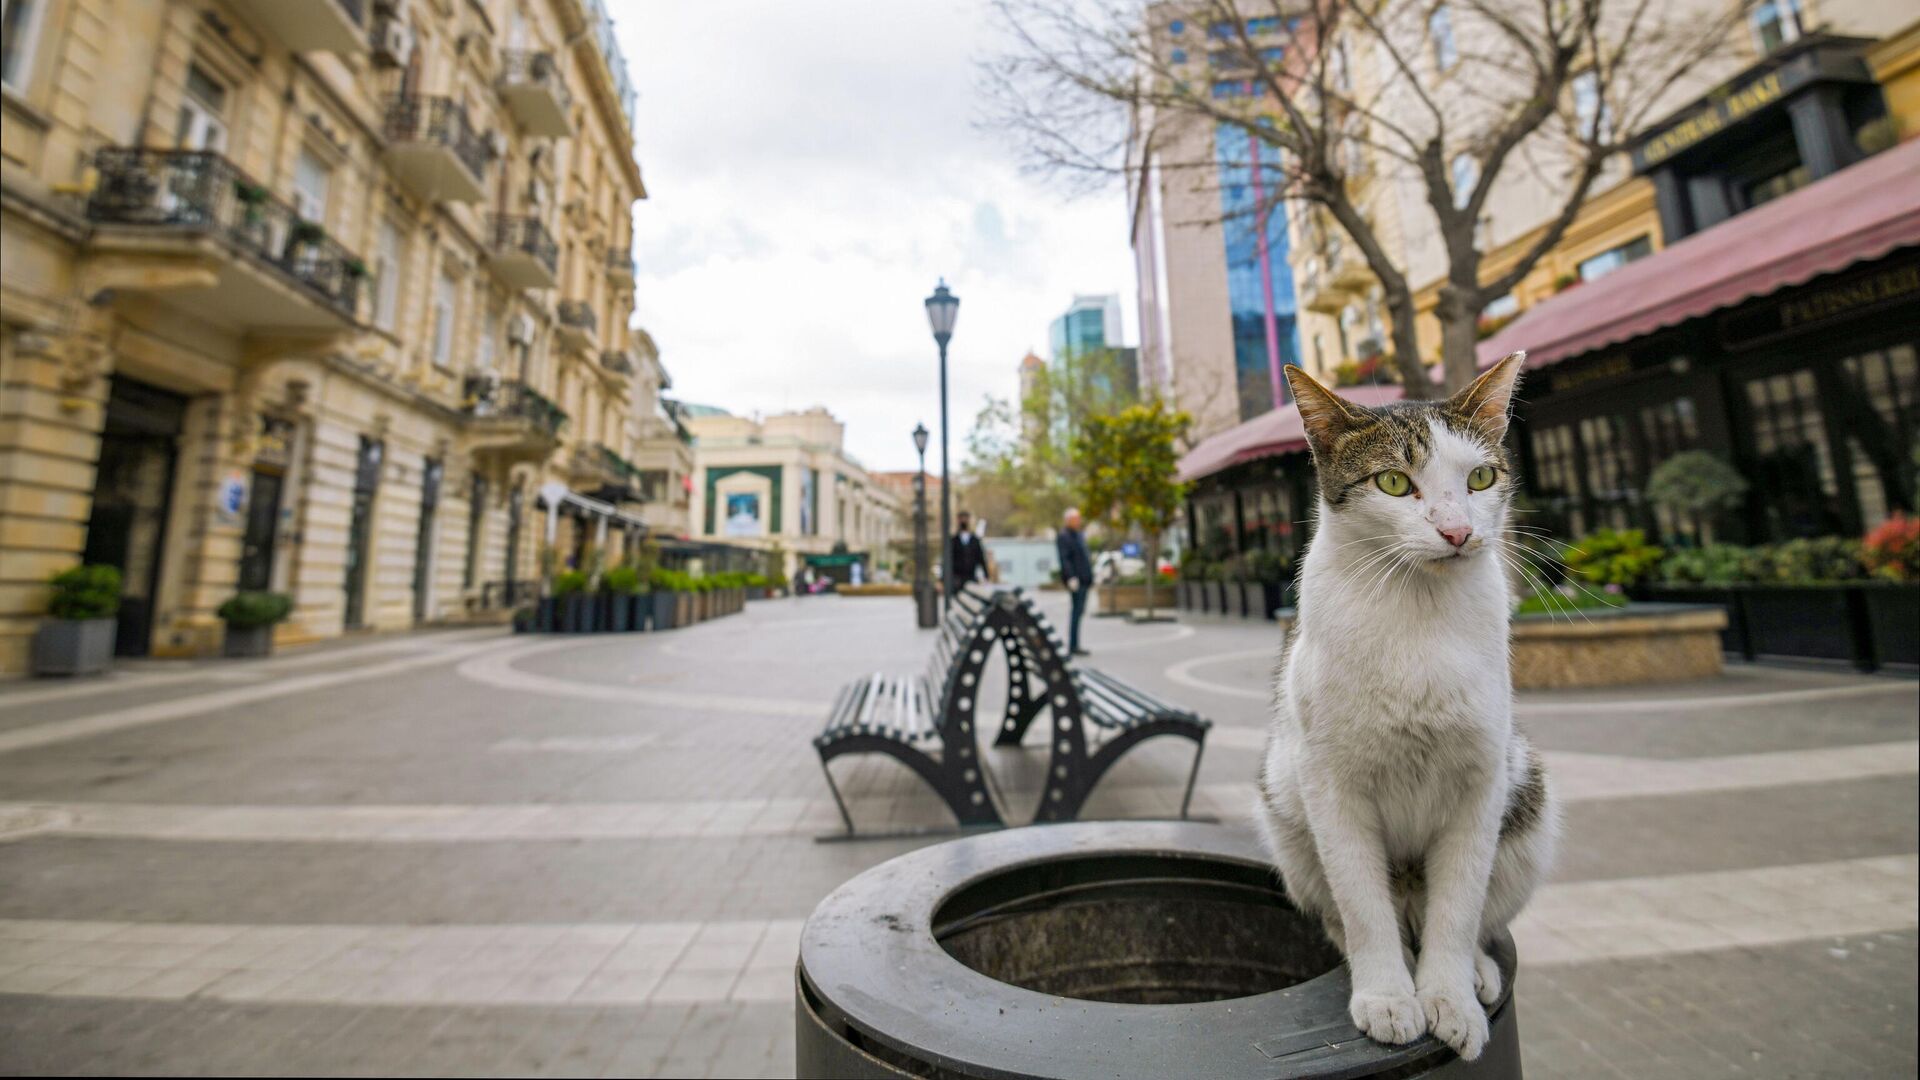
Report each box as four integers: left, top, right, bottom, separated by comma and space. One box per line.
1438, 300, 1483, 397
1384, 289, 1432, 397
1144, 530, 1159, 620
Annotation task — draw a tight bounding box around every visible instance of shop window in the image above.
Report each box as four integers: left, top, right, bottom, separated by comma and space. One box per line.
1577, 236, 1651, 282
1528, 423, 1585, 538
1639, 398, 1704, 541
1749, 0, 1802, 54
1, 0, 48, 92
1839, 344, 1919, 530
1743, 368, 1841, 539
1578, 414, 1640, 530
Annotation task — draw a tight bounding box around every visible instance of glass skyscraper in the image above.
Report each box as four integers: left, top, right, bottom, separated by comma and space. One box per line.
1215, 123, 1302, 420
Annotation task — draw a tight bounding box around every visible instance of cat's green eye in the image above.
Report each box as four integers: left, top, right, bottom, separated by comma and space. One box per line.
1375, 470, 1413, 497
1467, 465, 1497, 491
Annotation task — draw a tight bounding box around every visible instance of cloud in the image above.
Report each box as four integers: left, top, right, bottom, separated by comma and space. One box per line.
611, 0, 1137, 473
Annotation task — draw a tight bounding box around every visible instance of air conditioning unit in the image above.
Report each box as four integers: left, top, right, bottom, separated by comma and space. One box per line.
485, 131, 508, 160
371, 18, 413, 69
507, 314, 535, 345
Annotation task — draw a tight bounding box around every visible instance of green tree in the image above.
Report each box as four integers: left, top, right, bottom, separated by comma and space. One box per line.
1073, 399, 1191, 618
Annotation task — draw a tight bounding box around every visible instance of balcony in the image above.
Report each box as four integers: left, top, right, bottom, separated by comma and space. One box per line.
230, 0, 366, 55
606, 245, 634, 284
488, 215, 557, 290
84, 148, 363, 331
382, 96, 488, 204
497, 51, 573, 138
462, 377, 568, 458
556, 301, 597, 353
572, 443, 643, 502
600, 349, 635, 376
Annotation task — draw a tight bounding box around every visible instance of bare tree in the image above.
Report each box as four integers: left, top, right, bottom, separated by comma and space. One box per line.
984, 0, 1753, 396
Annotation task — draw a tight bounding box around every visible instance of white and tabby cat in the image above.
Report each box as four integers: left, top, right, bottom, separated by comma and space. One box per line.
1255, 353, 1559, 1061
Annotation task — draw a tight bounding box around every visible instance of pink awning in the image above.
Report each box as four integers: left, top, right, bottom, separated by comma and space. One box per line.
1178, 385, 1403, 482
1479, 136, 1920, 371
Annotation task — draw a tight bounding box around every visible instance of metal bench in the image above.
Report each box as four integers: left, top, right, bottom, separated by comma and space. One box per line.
816, 584, 1210, 835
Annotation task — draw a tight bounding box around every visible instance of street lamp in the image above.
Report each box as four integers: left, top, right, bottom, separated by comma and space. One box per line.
911, 423, 936, 628
924, 280, 959, 611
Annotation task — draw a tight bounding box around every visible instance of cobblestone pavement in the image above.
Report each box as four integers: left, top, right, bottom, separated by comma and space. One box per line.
0, 595, 1914, 1077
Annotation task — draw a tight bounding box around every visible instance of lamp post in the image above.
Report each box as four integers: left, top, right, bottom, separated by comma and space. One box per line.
911, 423, 936, 628
924, 280, 959, 612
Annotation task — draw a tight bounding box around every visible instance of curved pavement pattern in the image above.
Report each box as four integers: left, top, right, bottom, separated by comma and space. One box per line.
0, 597, 1915, 1077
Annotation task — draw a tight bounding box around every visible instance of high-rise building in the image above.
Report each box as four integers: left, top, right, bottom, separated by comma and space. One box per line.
1130, 9, 1306, 440
0, 0, 678, 671
1048, 294, 1123, 365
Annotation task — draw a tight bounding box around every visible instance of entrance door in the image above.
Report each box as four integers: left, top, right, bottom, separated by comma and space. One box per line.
412, 458, 442, 622
82, 379, 187, 656
238, 468, 283, 591
343, 436, 383, 629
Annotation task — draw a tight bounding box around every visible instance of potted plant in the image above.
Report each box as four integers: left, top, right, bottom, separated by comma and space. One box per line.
603, 565, 642, 631
1861, 514, 1920, 668
218, 590, 292, 658
745, 572, 769, 601
649, 566, 685, 630
32, 565, 121, 676
551, 570, 590, 632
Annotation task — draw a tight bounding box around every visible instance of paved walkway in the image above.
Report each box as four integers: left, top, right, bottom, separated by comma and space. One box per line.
0, 596, 1914, 1076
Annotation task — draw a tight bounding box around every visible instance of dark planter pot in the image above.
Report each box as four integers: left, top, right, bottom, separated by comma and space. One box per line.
1738, 585, 1855, 664
1862, 584, 1919, 669
558, 594, 588, 633
222, 623, 274, 658
512, 608, 533, 634
31, 618, 117, 677
534, 597, 556, 632
653, 591, 680, 631
607, 594, 633, 632
797, 821, 1520, 1079
1213, 581, 1232, 615
630, 594, 651, 631
1260, 582, 1288, 621
1238, 582, 1263, 619
748, 586, 768, 601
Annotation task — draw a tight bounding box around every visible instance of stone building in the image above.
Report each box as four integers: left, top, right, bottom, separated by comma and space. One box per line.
685, 407, 902, 581
0, 0, 679, 671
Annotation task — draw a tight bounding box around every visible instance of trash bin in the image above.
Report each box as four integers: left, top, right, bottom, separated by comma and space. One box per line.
796, 821, 1521, 1079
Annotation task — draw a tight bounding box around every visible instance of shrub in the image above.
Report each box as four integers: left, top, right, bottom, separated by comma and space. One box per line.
1562, 528, 1664, 588
217, 591, 292, 628
602, 566, 642, 595
550, 570, 590, 598
1516, 583, 1629, 616
1644, 451, 1750, 517
1753, 536, 1865, 584
1659, 544, 1757, 585
1245, 548, 1292, 584
649, 567, 695, 592
1863, 514, 1920, 582
46, 565, 122, 621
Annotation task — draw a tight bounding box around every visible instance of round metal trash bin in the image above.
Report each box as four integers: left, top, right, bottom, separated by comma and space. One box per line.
796, 821, 1522, 1079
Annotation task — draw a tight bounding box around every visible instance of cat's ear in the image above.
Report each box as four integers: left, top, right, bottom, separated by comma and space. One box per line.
1447, 350, 1526, 441
1285, 364, 1367, 454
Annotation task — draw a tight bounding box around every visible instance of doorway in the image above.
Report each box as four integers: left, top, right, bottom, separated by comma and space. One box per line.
412, 458, 442, 622
82, 378, 187, 656
343, 436, 383, 629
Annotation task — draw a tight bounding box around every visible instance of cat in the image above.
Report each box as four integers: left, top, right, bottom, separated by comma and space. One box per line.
1254, 352, 1559, 1062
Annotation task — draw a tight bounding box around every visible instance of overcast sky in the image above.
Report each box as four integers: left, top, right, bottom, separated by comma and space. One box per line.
613, 1, 1137, 474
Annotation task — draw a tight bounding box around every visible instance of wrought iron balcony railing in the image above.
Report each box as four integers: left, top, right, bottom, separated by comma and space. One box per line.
489, 214, 558, 274
557, 300, 597, 334
499, 50, 573, 113
462, 377, 568, 438
598, 444, 642, 482
606, 245, 634, 276
383, 95, 490, 182
86, 148, 364, 320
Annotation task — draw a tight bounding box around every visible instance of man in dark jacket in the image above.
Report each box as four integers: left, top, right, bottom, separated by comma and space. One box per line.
947, 511, 987, 596
1056, 507, 1093, 656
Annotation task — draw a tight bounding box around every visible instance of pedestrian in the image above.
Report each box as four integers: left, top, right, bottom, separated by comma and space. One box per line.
946, 510, 987, 596
1056, 507, 1093, 657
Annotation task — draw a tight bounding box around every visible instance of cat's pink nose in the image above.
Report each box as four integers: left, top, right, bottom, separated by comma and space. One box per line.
1438, 524, 1473, 548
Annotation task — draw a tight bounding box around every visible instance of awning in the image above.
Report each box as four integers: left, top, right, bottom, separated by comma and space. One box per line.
1479, 136, 1920, 371
536, 481, 648, 532
1178, 384, 1404, 483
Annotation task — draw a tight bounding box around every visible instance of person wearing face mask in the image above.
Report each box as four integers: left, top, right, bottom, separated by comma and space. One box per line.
1056, 507, 1093, 657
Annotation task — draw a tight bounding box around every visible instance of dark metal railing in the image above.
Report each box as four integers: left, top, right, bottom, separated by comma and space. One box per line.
463, 377, 568, 438
498, 50, 573, 114
488, 214, 557, 275
383, 95, 490, 184
598, 443, 641, 481
600, 349, 634, 376
87, 148, 363, 320
557, 300, 597, 334
606, 245, 633, 275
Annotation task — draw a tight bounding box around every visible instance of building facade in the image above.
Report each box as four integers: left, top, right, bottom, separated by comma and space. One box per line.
685, 408, 902, 580
0, 0, 670, 671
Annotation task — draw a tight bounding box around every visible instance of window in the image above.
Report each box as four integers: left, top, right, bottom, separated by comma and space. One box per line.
1749, 0, 1802, 53
1168, 19, 1185, 35
1571, 71, 1610, 142
475, 310, 497, 372
1170, 48, 1187, 64
1, 0, 47, 92
1212, 79, 1252, 100
430, 269, 457, 370
1430, 5, 1458, 71
1482, 293, 1519, 320
373, 219, 404, 332
291, 146, 331, 225
1577, 235, 1652, 281
175, 64, 228, 151
1450, 153, 1478, 209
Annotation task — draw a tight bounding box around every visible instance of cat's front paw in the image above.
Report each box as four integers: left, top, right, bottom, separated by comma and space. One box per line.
1419, 983, 1489, 1061
1349, 987, 1426, 1046
1473, 948, 1502, 1006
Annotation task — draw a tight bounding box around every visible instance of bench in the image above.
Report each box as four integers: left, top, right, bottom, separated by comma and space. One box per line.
815, 584, 1209, 835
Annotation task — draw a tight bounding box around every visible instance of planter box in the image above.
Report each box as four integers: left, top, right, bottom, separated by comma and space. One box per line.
534, 597, 555, 632
676, 591, 694, 626
652, 591, 679, 631
1238, 582, 1264, 619
1863, 584, 1918, 669
1637, 582, 1919, 671
748, 586, 768, 601
557, 594, 588, 633
222, 623, 274, 658
1260, 582, 1289, 621
606, 594, 633, 632
32, 618, 117, 677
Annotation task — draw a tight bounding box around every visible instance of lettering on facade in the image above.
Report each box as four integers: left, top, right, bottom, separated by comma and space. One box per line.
1548, 353, 1634, 395
1721, 260, 1920, 350
1633, 71, 1789, 170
